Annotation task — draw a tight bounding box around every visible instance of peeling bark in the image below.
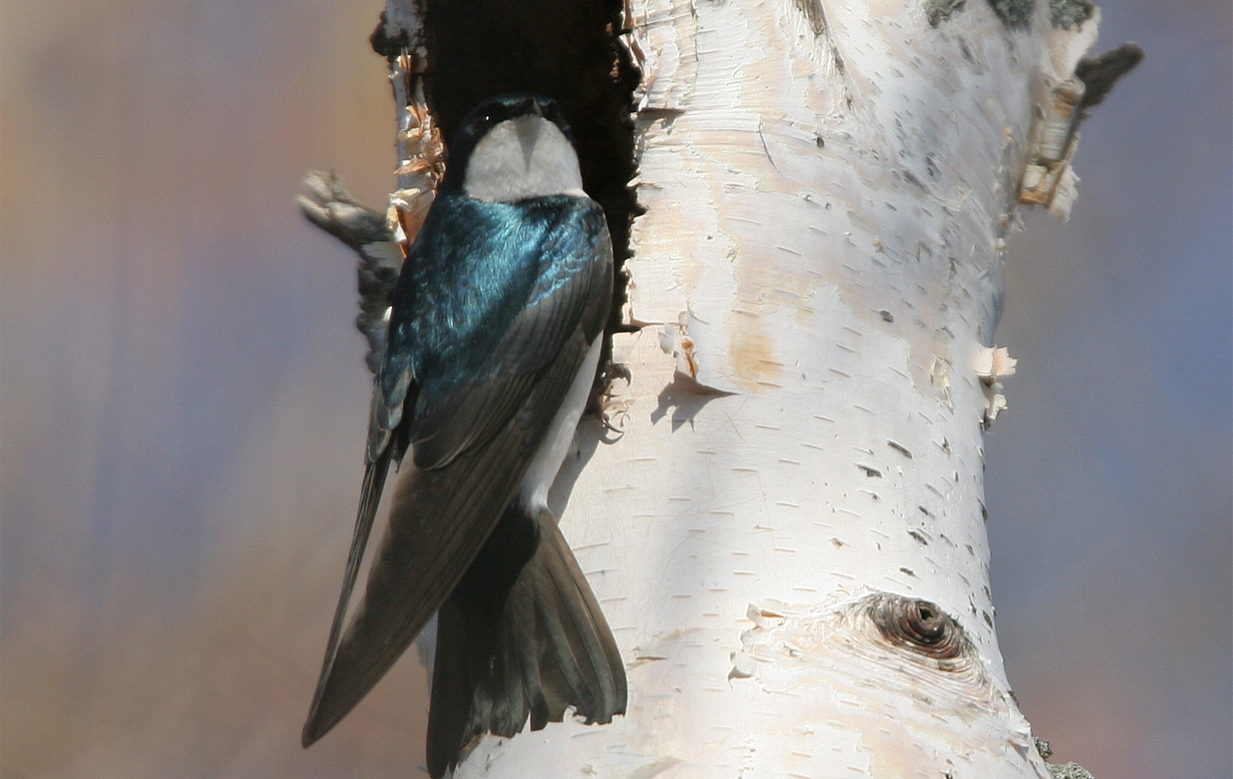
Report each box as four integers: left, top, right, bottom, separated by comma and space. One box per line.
306, 0, 1139, 775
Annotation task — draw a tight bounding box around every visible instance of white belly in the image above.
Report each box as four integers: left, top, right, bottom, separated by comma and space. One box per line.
518, 335, 603, 511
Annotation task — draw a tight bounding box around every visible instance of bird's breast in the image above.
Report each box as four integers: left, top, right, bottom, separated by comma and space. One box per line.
517, 334, 603, 511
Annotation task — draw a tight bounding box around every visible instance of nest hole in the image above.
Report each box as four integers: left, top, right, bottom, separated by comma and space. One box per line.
410, 0, 641, 380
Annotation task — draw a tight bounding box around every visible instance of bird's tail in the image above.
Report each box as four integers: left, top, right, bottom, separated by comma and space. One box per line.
426, 506, 627, 777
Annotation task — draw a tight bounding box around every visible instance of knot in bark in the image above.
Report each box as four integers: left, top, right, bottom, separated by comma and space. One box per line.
866, 594, 969, 662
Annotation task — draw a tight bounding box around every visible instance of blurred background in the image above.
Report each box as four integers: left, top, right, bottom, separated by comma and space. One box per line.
1, 0, 1228, 777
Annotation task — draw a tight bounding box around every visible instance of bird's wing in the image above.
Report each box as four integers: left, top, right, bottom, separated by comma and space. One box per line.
405, 201, 612, 471
302, 197, 611, 746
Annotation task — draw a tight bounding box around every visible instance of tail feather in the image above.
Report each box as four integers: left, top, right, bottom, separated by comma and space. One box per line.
490, 580, 542, 734
425, 508, 626, 777
525, 514, 626, 723
425, 600, 485, 775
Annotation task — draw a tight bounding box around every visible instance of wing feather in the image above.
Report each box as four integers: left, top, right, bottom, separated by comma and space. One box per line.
301, 448, 390, 748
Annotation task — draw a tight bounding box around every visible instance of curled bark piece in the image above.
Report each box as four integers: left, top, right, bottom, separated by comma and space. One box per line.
299, 171, 390, 248
1076, 42, 1145, 111
370, 10, 410, 58
299, 171, 402, 374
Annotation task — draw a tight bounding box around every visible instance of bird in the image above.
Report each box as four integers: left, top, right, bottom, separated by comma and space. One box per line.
301, 92, 627, 776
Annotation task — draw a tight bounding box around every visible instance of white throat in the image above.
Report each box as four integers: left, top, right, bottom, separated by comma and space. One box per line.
463, 115, 586, 203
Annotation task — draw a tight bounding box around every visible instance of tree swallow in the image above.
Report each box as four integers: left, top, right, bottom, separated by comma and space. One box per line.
302, 93, 627, 775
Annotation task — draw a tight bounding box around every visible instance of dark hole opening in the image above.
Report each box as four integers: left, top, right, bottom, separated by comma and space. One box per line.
419, 0, 642, 386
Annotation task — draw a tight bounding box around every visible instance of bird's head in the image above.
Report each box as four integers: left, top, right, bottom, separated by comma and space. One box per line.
443, 92, 586, 203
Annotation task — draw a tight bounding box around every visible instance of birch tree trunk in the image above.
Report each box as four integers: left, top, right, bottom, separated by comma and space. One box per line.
359, 0, 1115, 775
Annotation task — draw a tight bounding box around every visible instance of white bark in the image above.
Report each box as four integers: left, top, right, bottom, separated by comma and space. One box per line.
385, 0, 1103, 775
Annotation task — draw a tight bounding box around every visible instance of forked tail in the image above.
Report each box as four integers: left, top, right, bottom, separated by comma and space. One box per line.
426, 506, 626, 777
